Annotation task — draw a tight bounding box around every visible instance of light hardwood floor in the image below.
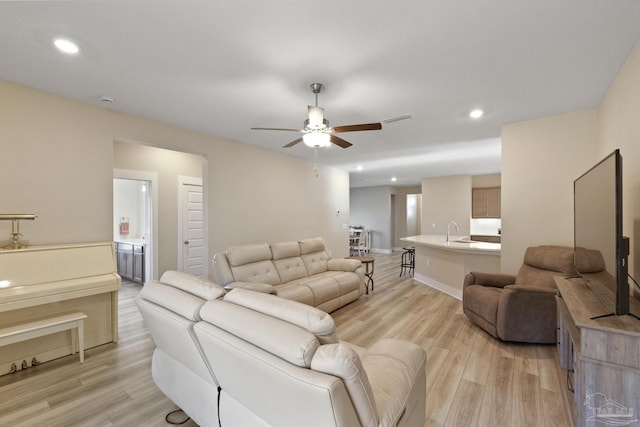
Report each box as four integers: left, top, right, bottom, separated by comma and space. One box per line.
0, 252, 572, 426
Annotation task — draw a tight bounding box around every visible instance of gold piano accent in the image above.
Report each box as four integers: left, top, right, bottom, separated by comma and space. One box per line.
0, 242, 121, 375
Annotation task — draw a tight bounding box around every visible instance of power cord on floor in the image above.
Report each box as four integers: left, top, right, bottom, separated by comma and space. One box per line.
165, 409, 190, 425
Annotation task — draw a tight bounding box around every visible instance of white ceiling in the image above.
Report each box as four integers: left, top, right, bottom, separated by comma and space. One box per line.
1, 1, 639, 187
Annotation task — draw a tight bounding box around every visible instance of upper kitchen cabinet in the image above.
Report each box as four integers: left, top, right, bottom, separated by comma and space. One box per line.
472, 187, 501, 218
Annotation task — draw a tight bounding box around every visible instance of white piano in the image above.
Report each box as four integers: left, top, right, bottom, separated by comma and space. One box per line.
0, 242, 121, 374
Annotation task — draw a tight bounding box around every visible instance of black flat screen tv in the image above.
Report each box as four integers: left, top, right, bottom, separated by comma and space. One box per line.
574, 149, 630, 317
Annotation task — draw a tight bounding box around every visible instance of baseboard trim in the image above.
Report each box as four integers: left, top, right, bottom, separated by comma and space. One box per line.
368, 248, 393, 254
414, 273, 462, 300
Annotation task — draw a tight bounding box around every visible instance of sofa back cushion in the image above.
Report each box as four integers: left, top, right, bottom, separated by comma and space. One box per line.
300, 237, 330, 275
159, 270, 226, 302
226, 243, 272, 266
272, 241, 309, 283
302, 251, 330, 275
574, 247, 606, 273
226, 243, 281, 285
516, 245, 575, 289
224, 288, 338, 344
272, 241, 301, 259
194, 303, 361, 426
299, 237, 327, 255
201, 298, 319, 367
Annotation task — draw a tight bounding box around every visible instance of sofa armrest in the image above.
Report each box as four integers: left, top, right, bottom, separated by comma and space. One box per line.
464, 271, 516, 290
327, 258, 361, 272
361, 338, 426, 427
225, 281, 276, 294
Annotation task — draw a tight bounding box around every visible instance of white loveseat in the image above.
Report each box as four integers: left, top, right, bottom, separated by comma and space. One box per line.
212, 237, 365, 312
136, 271, 427, 427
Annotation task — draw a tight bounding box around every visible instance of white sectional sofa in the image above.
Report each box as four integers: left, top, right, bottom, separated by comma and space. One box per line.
136, 270, 426, 427
212, 237, 365, 312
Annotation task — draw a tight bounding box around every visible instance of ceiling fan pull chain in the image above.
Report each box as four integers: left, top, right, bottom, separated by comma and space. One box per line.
314, 147, 319, 178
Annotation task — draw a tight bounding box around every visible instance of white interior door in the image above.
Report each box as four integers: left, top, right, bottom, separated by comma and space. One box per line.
179, 178, 206, 277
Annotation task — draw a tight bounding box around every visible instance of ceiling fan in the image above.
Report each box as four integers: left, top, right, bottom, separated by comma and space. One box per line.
251, 83, 384, 149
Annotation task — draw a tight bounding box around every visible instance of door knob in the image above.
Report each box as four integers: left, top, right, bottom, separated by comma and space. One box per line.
184, 240, 189, 245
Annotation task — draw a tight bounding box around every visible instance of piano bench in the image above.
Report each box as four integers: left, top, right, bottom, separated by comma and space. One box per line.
0, 311, 88, 365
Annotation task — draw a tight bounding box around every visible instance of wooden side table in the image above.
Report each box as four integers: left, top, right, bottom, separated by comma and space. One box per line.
347, 256, 375, 294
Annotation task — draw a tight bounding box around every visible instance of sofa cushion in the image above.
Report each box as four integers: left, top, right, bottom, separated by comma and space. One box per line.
159, 270, 226, 301
224, 288, 338, 344
520, 245, 574, 274
226, 243, 273, 266
271, 241, 301, 260
299, 237, 327, 255
302, 251, 330, 275
515, 245, 575, 289
274, 257, 308, 283
231, 260, 282, 286
325, 271, 363, 294
289, 275, 341, 306
200, 298, 320, 368
225, 281, 276, 294
273, 283, 316, 306
140, 280, 213, 321
574, 247, 606, 273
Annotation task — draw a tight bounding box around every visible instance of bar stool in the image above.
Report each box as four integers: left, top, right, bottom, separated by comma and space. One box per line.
400, 246, 415, 276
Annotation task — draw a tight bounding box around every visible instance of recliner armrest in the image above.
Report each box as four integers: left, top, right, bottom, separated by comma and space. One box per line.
464, 272, 516, 290
225, 281, 276, 294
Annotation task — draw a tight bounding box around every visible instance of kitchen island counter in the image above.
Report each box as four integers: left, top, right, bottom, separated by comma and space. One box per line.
400, 235, 501, 299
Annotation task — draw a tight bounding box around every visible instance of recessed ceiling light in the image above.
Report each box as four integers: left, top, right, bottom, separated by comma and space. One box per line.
469, 109, 484, 119
54, 38, 79, 54
356, 165, 363, 171
391, 176, 397, 182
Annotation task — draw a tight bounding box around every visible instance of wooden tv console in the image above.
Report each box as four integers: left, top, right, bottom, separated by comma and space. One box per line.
555, 276, 640, 426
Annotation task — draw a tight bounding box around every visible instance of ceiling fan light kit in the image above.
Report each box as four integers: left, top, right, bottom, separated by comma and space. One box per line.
303, 132, 331, 147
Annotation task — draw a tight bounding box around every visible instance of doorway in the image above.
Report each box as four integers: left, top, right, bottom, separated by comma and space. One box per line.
178, 176, 207, 277
113, 170, 158, 282
406, 193, 422, 236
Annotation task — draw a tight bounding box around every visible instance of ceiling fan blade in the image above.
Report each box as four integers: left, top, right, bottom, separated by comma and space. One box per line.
329, 134, 352, 148
332, 122, 382, 133
283, 137, 303, 148
382, 114, 412, 124
251, 127, 301, 132
308, 106, 324, 127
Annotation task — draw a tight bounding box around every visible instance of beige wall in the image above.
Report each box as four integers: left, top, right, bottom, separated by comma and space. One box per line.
421, 175, 472, 237
0, 80, 350, 279
501, 110, 598, 273
113, 142, 204, 276
501, 38, 640, 276
598, 38, 640, 282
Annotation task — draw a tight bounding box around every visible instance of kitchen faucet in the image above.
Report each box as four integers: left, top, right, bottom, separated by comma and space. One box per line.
446, 221, 459, 242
